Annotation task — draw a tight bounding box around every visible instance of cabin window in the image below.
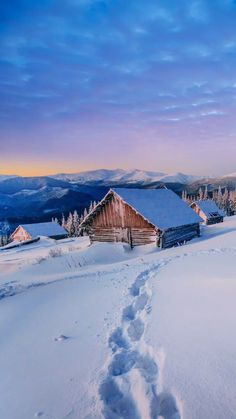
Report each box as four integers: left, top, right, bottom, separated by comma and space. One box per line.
209, 212, 219, 217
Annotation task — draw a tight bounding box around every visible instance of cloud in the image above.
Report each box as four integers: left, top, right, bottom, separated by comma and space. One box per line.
1, 0, 236, 174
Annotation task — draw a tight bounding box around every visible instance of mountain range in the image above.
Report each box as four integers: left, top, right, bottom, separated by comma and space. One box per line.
52, 169, 202, 185
0, 168, 235, 226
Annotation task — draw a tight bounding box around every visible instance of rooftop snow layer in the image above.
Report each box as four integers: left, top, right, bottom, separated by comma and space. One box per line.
194, 200, 224, 217
113, 188, 202, 229
19, 222, 67, 237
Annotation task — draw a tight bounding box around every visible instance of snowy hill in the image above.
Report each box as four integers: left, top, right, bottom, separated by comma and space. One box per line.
223, 172, 236, 178
1, 217, 236, 418
0, 174, 17, 182
0, 176, 107, 222
53, 168, 203, 185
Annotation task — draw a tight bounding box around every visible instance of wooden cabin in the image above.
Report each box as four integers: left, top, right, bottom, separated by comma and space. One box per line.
11, 222, 67, 242
80, 188, 202, 248
190, 200, 224, 225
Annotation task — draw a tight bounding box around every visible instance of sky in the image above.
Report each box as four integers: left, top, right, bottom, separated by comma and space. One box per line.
1, 0, 236, 176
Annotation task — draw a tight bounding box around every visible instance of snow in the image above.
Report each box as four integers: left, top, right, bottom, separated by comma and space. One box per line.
53, 169, 203, 185
113, 188, 201, 229
0, 175, 17, 182
222, 172, 236, 178
147, 250, 236, 419
1, 216, 236, 418
13, 221, 67, 239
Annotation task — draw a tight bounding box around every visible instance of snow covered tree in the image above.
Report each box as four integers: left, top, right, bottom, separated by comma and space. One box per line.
73, 210, 80, 237
199, 187, 204, 200
0, 221, 10, 247
182, 190, 187, 201
61, 214, 66, 229
203, 185, 208, 200
89, 201, 93, 214
66, 212, 75, 237
83, 208, 88, 219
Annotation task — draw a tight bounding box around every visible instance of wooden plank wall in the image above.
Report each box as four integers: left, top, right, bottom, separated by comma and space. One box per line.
90, 194, 157, 246
12, 227, 31, 242
206, 216, 223, 225
162, 223, 200, 248
130, 228, 157, 246
92, 194, 153, 228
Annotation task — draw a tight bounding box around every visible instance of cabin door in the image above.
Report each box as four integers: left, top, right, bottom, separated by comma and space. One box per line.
117, 227, 131, 244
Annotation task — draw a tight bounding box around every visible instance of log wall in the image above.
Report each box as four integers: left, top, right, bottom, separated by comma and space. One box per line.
161, 223, 200, 248
89, 194, 157, 246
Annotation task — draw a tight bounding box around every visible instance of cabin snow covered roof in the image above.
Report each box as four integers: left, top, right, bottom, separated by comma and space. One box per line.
17, 222, 67, 237
112, 188, 201, 229
192, 200, 224, 217
82, 187, 201, 230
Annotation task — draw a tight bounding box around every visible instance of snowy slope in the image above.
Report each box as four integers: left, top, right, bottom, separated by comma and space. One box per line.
1, 218, 236, 418
223, 172, 236, 178
0, 174, 17, 182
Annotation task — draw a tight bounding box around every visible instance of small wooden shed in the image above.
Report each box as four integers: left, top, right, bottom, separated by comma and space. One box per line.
11, 221, 67, 242
80, 188, 201, 248
190, 200, 224, 225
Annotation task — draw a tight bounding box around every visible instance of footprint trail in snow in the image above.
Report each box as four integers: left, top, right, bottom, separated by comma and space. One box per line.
99, 264, 181, 419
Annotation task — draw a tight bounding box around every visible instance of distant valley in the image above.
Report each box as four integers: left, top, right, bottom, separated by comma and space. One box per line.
0, 168, 236, 225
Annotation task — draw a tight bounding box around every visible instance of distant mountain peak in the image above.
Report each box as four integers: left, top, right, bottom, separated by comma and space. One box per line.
52, 168, 203, 185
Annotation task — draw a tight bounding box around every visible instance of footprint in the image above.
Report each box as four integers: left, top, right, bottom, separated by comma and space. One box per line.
158, 392, 181, 419
130, 273, 148, 296
133, 292, 149, 312
109, 327, 130, 352
136, 354, 158, 384
34, 412, 44, 418
122, 305, 136, 321
151, 390, 181, 419
99, 377, 140, 419
127, 318, 144, 342
108, 350, 138, 376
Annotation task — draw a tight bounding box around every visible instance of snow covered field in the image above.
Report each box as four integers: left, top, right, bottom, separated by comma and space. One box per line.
1, 217, 236, 419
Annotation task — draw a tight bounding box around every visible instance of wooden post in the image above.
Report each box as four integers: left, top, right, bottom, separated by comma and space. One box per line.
128, 227, 133, 249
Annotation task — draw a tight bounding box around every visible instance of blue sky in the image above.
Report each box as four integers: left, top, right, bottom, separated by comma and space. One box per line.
1, 0, 236, 175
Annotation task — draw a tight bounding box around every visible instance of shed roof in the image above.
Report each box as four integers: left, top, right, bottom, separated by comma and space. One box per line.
82, 188, 201, 230
192, 200, 224, 217
17, 222, 67, 238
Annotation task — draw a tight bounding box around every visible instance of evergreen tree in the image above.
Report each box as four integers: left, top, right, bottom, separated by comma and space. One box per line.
83, 208, 88, 219
61, 214, 66, 229
203, 185, 208, 200
199, 187, 204, 200
182, 190, 186, 201
73, 210, 80, 237
66, 212, 74, 237
0, 221, 10, 247
89, 201, 93, 213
